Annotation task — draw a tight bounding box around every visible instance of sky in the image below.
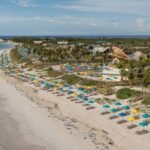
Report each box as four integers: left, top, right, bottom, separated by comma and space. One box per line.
0, 0, 150, 35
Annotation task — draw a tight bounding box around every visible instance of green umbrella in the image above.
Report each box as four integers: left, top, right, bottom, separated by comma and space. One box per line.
87, 100, 94, 105
110, 108, 118, 113
122, 105, 130, 110
102, 104, 110, 108
142, 113, 150, 119
114, 102, 121, 106
139, 122, 148, 130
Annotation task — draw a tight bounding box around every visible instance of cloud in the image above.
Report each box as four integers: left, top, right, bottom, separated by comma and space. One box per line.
11, 0, 36, 7
51, 0, 150, 17
136, 18, 150, 31
0, 15, 103, 27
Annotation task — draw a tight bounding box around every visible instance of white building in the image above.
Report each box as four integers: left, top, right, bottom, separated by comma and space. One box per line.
33, 41, 43, 44
88, 45, 109, 54
57, 41, 68, 45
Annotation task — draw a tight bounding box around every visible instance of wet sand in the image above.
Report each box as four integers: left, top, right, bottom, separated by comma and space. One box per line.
0, 95, 44, 150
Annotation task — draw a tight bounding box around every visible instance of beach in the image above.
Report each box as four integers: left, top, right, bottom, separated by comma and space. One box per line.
0, 68, 150, 150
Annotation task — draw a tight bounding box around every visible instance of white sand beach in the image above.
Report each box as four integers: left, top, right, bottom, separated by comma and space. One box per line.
0, 68, 150, 150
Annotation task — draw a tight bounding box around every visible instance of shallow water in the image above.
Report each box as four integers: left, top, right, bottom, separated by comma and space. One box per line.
0, 42, 15, 51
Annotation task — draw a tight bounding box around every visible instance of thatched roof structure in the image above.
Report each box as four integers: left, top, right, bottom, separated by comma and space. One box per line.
110, 46, 130, 60
96, 83, 113, 95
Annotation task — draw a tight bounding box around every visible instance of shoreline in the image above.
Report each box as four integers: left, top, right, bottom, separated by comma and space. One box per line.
0, 41, 16, 52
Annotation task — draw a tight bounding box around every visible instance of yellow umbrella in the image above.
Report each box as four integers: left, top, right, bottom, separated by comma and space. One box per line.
71, 93, 77, 97
131, 109, 140, 114
128, 117, 136, 122
54, 87, 58, 91
34, 80, 39, 83
16, 73, 19, 77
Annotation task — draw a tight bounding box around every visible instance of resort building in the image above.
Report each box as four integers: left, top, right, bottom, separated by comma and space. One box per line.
88, 45, 110, 54
129, 51, 147, 61
57, 41, 68, 45
33, 41, 43, 44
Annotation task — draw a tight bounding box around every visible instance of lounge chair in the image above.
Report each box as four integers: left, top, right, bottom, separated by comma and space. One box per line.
67, 96, 74, 99
117, 107, 123, 111
127, 124, 138, 129
101, 111, 110, 115
117, 120, 128, 124
136, 130, 149, 135
145, 119, 150, 124
76, 101, 84, 104
109, 115, 119, 120
70, 99, 78, 101
57, 94, 64, 96
126, 111, 131, 115
134, 115, 140, 120
82, 103, 89, 107
86, 106, 95, 110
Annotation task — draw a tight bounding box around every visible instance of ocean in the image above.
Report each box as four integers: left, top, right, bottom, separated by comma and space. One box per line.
0, 42, 15, 51
0, 35, 150, 40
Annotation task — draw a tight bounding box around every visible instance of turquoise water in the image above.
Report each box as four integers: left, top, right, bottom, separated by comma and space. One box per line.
0, 42, 15, 51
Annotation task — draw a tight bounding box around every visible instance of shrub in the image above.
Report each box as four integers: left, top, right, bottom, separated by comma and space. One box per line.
62, 74, 81, 85
47, 68, 62, 77
10, 48, 22, 63
142, 96, 150, 105
79, 79, 98, 86
116, 88, 138, 99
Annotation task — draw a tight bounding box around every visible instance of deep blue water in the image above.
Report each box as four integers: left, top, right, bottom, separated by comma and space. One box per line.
0, 42, 15, 51
0, 35, 150, 39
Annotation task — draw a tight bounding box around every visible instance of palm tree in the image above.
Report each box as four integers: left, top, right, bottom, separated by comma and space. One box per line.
142, 68, 150, 93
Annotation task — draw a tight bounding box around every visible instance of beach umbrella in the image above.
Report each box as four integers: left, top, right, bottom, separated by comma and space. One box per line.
122, 105, 130, 110
128, 117, 136, 122
87, 100, 94, 105
131, 109, 140, 114
71, 93, 77, 97
53, 81, 58, 84
102, 104, 110, 109
114, 102, 122, 106
67, 91, 73, 95
119, 112, 127, 117
83, 97, 89, 101
142, 113, 150, 119
139, 122, 148, 127
139, 122, 149, 130
110, 108, 118, 113
92, 87, 97, 91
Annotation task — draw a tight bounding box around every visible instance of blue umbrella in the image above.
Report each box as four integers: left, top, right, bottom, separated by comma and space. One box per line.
67, 91, 73, 94
92, 87, 97, 91
119, 112, 127, 117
